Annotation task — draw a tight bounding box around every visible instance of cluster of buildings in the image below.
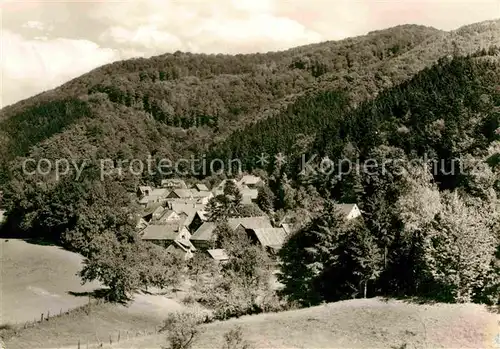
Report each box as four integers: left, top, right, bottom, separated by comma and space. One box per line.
134, 175, 288, 262
134, 175, 362, 262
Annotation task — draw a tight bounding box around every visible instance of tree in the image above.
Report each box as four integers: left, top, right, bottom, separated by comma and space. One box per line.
206, 181, 244, 221
79, 231, 141, 302
80, 234, 182, 302
342, 221, 383, 298
422, 192, 497, 303
161, 311, 204, 349
278, 201, 347, 306
256, 185, 274, 214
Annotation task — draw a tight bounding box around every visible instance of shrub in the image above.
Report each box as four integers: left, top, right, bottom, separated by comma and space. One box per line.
161, 310, 206, 349
222, 326, 253, 349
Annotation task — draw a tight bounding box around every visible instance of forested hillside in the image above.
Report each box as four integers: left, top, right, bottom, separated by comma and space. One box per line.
1, 20, 499, 188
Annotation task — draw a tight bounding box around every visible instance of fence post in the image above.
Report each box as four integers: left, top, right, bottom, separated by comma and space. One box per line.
40, 313, 43, 323
77, 339, 80, 349
109, 334, 112, 345
118, 330, 120, 342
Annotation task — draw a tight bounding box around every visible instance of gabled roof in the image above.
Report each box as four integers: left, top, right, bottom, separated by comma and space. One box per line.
336, 203, 358, 217
189, 189, 212, 198
157, 209, 179, 221
168, 189, 193, 199
207, 249, 229, 261
194, 183, 209, 191
152, 206, 165, 216
238, 175, 262, 186
140, 223, 184, 240
182, 210, 208, 228
170, 201, 206, 214
191, 222, 217, 242
227, 216, 273, 231
142, 203, 164, 217
240, 188, 258, 199
150, 188, 169, 197
251, 227, 289, 248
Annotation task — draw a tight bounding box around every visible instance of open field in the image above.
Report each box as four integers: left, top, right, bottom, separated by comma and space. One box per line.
107, 298, 499, 349
1, 239, 192, 349
0, 239, 101, 325
3, 294, 189, 349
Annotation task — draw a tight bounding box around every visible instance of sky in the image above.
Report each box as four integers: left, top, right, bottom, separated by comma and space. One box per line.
1, 0, 499, 108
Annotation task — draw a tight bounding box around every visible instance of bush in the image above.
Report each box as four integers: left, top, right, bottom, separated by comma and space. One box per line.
161, 310, 206, 349
222, 326, 253, 349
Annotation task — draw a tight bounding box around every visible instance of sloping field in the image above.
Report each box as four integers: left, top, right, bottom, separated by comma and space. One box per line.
0, 239, 100, 325
110, 298, 500, 349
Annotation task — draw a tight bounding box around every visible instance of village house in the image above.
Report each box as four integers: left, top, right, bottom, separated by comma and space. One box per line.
168, 201, 206, 213
246, 227, 289, 254
140, 222, 192, 248
189, 189, 213, 204
191, 216, 273, 250
166, 189, 193, 200
161, 179, 187, 189
206, 249, 229, 263
155, 209, 182, 224
137, 185, 153, 198
190, 222, 217, 249
336, 203, 362, 220
238, 175, 263, 189
193, 183, 210, 192
138, 188, 169, 207
186, 210, 208, 233
141, 203, 164, 222
240, 187, 259, 204
165, 239, 196, 260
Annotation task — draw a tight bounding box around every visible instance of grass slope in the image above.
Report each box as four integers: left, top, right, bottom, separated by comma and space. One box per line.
111, 298, 499, 349
0, 239, 100, 324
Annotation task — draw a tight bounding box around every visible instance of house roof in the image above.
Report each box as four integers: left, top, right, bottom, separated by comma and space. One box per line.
157, 209, 178, 220
191, 222, 217, 241
140, 223, 183, 240
251, 227, 289, 247
206, 249, 229, 261
170, 201, 206, 214
228, 216, 272, 230
336, 203, 358, 217
142, 203, 164, 217
150, 188, 168, 197
161, 179, 187, 188
152, 206, 165, 215
194, 183, 209, 191
189, 189, 212, 198
182, 210, 207, 228
240, 188, 258, 199
239, 175, 262, 185
169, 189, 193, 198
